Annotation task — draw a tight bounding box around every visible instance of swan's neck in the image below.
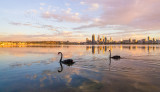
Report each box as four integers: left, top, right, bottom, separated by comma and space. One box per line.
60, 53, 63, 62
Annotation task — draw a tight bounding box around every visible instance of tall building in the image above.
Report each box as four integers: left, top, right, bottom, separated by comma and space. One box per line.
100, 38, 103, 42
110, 37, 112, 43
92, 34, 95, 43
105, 37, 107, 43
86, 38, 89, 43
156, 39, 160, 44
148, 36, 151, 41
153, 38, 156, 43
129, 38, 132, 43
92, 46, 95, 54
142, 38, 147, 43
103, 36, 105, 42
132, 39, 137, 43
98, 35, 100, 42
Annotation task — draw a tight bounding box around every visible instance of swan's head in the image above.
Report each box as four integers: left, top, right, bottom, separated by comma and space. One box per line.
58, 52, 62, 55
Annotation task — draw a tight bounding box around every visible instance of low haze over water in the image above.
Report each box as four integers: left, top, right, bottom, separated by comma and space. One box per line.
0, 45, 160, 92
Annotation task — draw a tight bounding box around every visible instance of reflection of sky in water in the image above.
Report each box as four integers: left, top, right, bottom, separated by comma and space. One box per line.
0, 45, 160, 92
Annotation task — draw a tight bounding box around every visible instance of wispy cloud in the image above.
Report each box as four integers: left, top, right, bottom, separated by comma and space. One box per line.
9, 22, 60, 32
26, 9, 37, 14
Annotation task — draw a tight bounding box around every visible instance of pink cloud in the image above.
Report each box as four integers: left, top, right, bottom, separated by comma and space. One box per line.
74, 0, 160, 30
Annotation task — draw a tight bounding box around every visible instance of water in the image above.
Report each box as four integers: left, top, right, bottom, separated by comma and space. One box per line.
0, 45, 160, 92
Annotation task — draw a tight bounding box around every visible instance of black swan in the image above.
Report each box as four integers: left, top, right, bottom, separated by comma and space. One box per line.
58, 52, 75, 66
109, 50, 121, 59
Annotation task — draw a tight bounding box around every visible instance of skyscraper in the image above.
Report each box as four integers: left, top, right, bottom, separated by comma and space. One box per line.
148, 36, 151, 41
153, 38, 156, 43
110, 37, 112, 43
100, 38, 103, 42
105, 37, 107, 43
92, 34, 95, 43
129, 38, 132, 43
98, 35, 100, 42
86, 38, 89, 43
103, 36, 105, 42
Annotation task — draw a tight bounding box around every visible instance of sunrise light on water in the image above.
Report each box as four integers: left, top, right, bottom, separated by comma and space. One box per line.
0, 0, 160, 92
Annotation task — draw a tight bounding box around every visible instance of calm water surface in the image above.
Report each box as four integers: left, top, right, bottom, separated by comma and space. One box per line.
0, 45, 160, 92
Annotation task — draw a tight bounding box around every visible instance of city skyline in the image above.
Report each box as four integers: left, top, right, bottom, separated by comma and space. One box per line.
0, 0, 160, 42
86, 34, 160, 44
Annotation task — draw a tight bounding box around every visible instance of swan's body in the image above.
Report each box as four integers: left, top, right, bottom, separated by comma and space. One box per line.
62, 59, 74, 64
58, 52, 75, 66
109, 50, 121, 59
111, 56, 121, 59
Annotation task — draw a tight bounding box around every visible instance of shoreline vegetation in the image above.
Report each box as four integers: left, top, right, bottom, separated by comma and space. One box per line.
0, 41, 159, 47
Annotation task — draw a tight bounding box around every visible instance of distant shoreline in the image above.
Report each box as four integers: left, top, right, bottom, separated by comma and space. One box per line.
0, 41, 159, 44
0, 41, 159, 48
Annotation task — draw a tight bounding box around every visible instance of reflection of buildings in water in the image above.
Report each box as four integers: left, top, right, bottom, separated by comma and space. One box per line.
92, 46, 95, 54
109, 46, 113, 51
129, 46, 132, 50
140, 46, 147, 52
119, 45, 159, 53
147, 45, 158, 53
99, 46, 102, 51
86, 46, 91, 51
97, 46, 107, 54
153, 46, 156, 51
98, 46, 102, 54
102, 46, 107, 53
105, 46, 107, 52
90, 46, 109, 54
141, 45, 156, 53
145, 46, 147, 52
132, 46, 137, 50
62, 45, 70, 48
97, 46, 100, 54
120, 45, 123, 50
148, 46, 151, 53
103, 46, 105, 54
89, 45, 160, 55
122, 46, 132, 50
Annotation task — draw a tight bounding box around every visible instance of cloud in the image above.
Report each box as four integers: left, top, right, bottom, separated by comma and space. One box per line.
40, 7, 43, 10
80, 2, 99, 11
10, 22, 22, 26
89, 3, 99, 11
80, 1, 86, 5
65, 3, 70, 7
40, 3, 45, 6
74, 0, 160, 31
26, 9, 37, 14
9, 22, 60, 32
41, 8, 90, 23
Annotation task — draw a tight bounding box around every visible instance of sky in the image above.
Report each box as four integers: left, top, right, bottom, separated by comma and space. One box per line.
0, 0, 160, 42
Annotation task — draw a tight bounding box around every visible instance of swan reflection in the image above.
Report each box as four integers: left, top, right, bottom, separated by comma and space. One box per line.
58, 62, 63, 72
